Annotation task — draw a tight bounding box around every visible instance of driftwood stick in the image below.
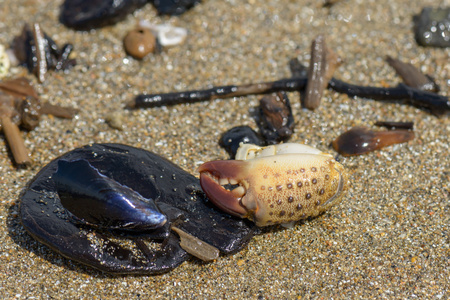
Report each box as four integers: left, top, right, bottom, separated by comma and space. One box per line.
0, 116, 31, 165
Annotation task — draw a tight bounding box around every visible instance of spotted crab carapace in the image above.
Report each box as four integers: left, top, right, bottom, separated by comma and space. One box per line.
198, 143, 349, 227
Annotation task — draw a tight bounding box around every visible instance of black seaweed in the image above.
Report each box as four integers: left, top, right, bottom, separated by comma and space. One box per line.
60, 0, 201, 30
20, 143, 256, 274
128, 76, 449, 115
152, 0, 201, 15
60, 0, 148, 30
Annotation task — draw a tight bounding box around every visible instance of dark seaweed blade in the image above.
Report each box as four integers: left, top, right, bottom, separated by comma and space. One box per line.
53, 159, 167, 230
151, 0, 201, 15
60, 0, 148, 30
20, 143, 256, 274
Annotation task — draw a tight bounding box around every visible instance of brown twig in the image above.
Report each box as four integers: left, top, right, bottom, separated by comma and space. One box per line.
0, 116, 31, 165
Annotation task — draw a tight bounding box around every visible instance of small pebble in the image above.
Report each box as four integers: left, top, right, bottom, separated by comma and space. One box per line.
105, 111, 125, 130
413, 7, 450, 48
123, 27, 156, 59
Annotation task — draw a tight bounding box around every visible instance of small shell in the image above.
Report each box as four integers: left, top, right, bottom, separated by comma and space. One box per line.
332, 126, 415, 156
53, 159, 167, 230
139, 20, 187, 47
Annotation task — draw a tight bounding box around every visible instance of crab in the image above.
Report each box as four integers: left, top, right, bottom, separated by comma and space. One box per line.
198, 143, 349, 227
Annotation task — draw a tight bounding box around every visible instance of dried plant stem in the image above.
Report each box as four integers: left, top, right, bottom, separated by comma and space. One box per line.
0, 117, 30, 165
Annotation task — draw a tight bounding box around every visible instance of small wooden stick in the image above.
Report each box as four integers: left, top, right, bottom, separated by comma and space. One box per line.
0, 116, 31, 165
40, 102, 79, 119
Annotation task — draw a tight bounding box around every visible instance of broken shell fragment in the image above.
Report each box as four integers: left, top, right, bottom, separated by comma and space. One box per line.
332, 126, 415, 156
138, 20, 188, 47
171, 226, 220, 262
123, 27, 156, 59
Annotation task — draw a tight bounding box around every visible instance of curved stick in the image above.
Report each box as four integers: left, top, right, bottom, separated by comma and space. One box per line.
127, 77, 449, 116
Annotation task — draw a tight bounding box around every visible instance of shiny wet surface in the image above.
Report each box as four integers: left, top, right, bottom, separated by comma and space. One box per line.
1, 0, 449, 298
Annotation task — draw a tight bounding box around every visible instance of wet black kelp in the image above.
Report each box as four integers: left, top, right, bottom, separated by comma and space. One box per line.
20, 143, 256, 274
128, 76, 450, 116
60, 0, 201, 30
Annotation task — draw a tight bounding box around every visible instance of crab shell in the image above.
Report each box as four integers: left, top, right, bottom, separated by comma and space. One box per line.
198, 143, 348, 227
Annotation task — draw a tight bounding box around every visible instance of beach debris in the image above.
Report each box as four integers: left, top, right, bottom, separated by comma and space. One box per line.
0, 94, 30, 166
218, 92, 295, 158
413, 7, 450, 48
257, 92, 295, 144
374, 121, 414, 130
303, 35, 340, 109
123, 26, 157, 59
10, 24, 76, 82
153, 0, 201, 16
171, 225, 220, 262
138, 20, 188, 47
331, 126, 415, 156
219, 126, 264, 159
60, 0, 201, 30
127, 51, 449, 115
20, 143, 256, 274
105, 111, 126, 130
386, 56, 439, 93
199, 143, 348, 227
0, 45, 10, 78
0, 77, 78, 166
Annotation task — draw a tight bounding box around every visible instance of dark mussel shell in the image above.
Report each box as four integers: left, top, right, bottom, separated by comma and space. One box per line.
20, 143, 256, 274
60, 0, 201, 30
53, 159, 167, 230
60, 0, 148, 30
152, 0, 201, 15
219, 125, 264, 159
332, 126, 415, 156
257, 92, 295, 144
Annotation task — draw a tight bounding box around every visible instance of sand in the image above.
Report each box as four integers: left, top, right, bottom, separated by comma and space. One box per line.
0, 0, 449, 298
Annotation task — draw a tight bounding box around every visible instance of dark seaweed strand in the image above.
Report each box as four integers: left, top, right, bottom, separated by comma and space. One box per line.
126, 78, 308, 108
128, 77, 450, 115
328, 79, 450, 116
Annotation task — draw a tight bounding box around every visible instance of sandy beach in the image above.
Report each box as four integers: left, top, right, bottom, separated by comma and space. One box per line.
0, 0, 449, 298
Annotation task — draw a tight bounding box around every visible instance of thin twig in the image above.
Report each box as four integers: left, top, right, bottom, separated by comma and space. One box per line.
127, 76, 450, 115
0, 116, 31, 165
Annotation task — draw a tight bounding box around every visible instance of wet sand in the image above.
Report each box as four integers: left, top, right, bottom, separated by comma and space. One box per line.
0, 0, 449, 298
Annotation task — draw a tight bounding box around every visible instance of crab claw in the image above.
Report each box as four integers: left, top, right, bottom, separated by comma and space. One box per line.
198, 160, 250, 218
199, 152, 348, 227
